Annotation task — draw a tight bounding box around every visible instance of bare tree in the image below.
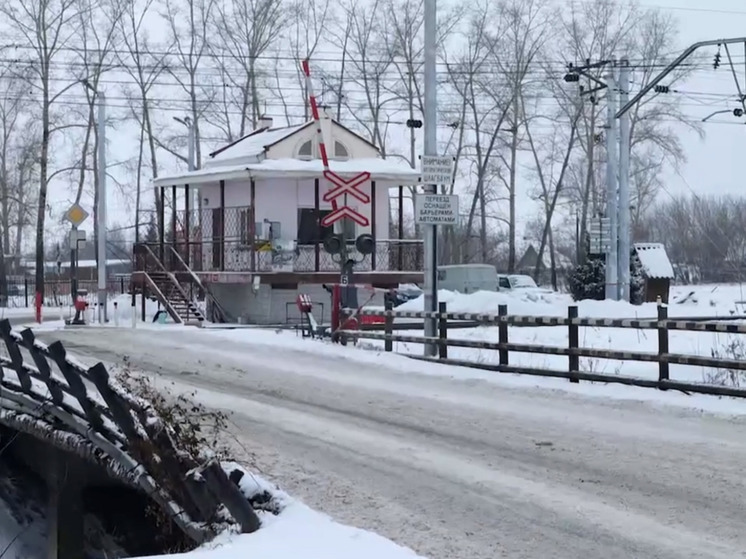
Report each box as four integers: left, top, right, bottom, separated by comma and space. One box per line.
522, 90, 582, 288
118, 0, 169, 237
1, 0, 84, 309
277, 0, 332, 123
160, 0, 217, 168
209, 0, 287, 141
557, 0, 697, 259
335, 0, 395, 151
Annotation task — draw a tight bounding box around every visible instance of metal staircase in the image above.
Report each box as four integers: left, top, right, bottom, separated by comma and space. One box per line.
135, 243, 226, 324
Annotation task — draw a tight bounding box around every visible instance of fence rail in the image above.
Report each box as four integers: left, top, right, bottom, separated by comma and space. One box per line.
1, 277, 130, 308
338, 303, 746, 399
0, 318, 258, 543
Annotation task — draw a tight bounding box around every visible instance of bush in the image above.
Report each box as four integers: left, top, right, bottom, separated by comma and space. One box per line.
569, 249, 646, 304
568, 256, 605, 301
706, 337, 746, 387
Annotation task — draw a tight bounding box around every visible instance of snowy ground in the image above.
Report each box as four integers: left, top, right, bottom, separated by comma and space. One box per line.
12, 284, 746, 558
44, 307, 746, 559
138, 465, 422, 559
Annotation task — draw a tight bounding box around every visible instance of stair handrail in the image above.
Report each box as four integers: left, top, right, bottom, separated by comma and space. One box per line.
137, 244, 199, 321
165, 245, 229, 323
141, 273, 184, 324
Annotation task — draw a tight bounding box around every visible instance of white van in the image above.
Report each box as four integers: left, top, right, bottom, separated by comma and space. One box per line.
437, 264, 498, 294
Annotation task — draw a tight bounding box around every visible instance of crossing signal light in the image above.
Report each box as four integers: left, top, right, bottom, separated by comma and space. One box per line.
406, 119, 423, 128
653, 85, 670, 94
714, 51, 721, 70
564, 73, 580, 83
734, 108, 744, 117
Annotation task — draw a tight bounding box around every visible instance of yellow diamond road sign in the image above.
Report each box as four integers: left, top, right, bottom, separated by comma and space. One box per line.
65, 203, 89, 227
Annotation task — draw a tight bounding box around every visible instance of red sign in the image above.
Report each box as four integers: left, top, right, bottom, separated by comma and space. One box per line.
321, 206, 369, 227
321, 170, 371, 227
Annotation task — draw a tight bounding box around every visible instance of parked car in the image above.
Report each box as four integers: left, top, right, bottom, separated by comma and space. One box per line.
497, 274, 554, 295
437, 264, 498, 294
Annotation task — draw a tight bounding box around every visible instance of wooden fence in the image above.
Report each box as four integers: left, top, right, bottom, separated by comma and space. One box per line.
0, 318, 259, 544
338, 303, 746, 399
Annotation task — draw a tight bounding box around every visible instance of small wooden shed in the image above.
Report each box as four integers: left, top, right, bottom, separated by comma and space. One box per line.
633, 242, 674, 304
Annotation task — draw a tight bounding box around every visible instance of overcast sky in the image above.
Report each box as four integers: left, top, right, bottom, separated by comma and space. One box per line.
647, 0, 746, 198
32, 0, 746, 246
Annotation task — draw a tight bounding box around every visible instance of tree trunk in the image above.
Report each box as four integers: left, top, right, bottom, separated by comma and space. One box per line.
36, 83, 51, 308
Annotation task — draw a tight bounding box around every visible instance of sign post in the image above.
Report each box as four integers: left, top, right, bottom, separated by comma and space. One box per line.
419, 155, 454, 355
320, 170, 371, 317
63, 203, 89, 324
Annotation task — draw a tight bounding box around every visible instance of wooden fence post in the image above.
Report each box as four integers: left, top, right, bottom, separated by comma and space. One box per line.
568, 306, 579, 383
498, 304, 509, 367
657, 301, 669, 382
384, 296, 393, 352
438, 302, 448, 359
0, 319, 31, 391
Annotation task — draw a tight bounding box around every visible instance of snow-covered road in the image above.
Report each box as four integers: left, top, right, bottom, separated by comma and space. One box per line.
48, 327, 746, 559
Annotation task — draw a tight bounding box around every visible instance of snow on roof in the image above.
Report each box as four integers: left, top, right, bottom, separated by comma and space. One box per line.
153, 157, 421, 186
633, 242, 674, 279
205, 123, 312, 167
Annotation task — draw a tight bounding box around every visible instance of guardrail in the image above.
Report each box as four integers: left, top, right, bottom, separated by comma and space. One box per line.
0, 318, 259, 544
338, 303, 746, 399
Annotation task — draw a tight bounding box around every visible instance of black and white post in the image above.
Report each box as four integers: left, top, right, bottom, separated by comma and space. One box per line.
422, 0, 438, 355
604, 63, 619, 301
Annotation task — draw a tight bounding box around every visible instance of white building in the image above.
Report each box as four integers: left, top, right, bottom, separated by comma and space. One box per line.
140, 113, 423, 324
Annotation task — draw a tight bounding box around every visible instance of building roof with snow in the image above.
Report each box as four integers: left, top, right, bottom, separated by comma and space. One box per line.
633, 243, 675, 279
154, 113, 420, 186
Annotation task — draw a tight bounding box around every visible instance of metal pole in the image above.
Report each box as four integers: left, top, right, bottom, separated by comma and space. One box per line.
618, 59, 631, 302
97, 91, 108, 322
422, 0, 438, 355
604, 63, 619, 301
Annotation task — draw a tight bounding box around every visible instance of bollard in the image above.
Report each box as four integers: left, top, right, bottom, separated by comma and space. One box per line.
114, 301, 119, 327
131, 302, 137, 329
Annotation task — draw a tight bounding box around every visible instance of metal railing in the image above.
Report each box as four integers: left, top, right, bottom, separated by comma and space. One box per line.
0, 319, 259, 542
337, 303, 746, 399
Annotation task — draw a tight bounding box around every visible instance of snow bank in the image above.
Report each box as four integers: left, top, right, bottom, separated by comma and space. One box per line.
141, 464, 423, 559
395, 284, 746, 320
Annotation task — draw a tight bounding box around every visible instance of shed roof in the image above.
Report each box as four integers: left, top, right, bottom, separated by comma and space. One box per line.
633, 242, 675, 279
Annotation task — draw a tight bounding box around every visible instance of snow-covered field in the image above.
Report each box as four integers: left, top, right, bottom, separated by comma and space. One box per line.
363, 283, 746, 385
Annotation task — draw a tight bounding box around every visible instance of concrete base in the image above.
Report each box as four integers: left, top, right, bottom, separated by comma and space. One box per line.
209, 282, 386, 325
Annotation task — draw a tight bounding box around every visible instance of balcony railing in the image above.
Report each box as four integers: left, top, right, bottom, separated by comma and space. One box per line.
156, 239, 422, 273
139, 206, 423, 273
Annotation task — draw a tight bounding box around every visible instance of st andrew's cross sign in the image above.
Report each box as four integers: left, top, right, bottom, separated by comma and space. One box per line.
320, 170, 371, 227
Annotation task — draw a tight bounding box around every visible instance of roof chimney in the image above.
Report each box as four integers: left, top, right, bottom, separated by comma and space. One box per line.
258, 115, 273, 130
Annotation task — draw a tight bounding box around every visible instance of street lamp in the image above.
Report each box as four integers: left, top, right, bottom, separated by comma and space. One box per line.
81, 79, 108, 323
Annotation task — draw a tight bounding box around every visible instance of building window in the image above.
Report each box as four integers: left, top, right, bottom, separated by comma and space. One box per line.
297, 208, 355, 245
298, 140, 313, 159
334, 141, 348, 159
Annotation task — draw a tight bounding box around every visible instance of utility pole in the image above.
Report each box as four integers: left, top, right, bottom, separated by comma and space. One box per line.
617, 59, 631, 302
422, 0, 438, 355
604, 63, 619, 301
97, 91, 108, 323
